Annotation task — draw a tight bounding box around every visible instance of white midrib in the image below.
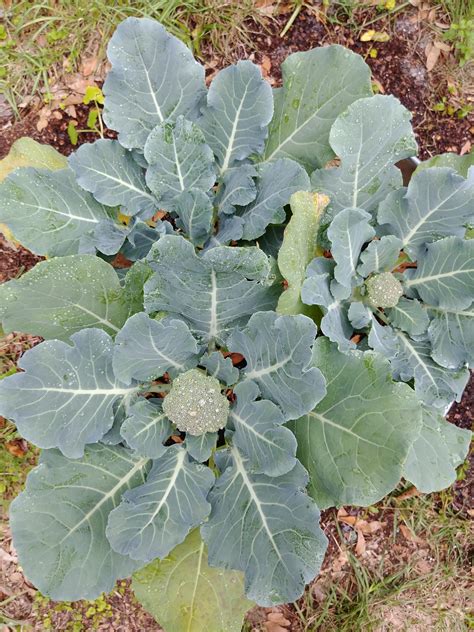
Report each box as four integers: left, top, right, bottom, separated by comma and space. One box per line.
172, 135, 185, 190
405, 267, 474, 287
30, 386, 137, 395
187, 541, 205, 632
208, 270, 218, 340
308, 411, 387, 449
17, 201, 100, 224
396, 332, 437, 387
402, 186, 463, 246
244, 356, 290, 380
61, 457, 149, 543
134, 413, 167, 438
220, 86, 248, 175
141, 450, 186, 531
83, 167, 156, 201
232, 447, 285, 566
74, 303, 121, 333
230, 411, 278, 447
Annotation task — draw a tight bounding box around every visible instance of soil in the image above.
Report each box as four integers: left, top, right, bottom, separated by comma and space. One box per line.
0, 5, 472, 631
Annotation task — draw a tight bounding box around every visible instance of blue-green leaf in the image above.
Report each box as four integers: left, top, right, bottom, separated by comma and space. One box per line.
403, 237, 474, 310
145, 235, 278, 343
121, 398, 172, 458
10, 445, 149, 600
264, 45, 372, 169
0, 329, 137, 458
0, 167, 111, 256
403, 406, 471, 493
236, 158, 309, 240
387, 298, 429, 335
357, 235, 402, 277
291, 337, 423, 508
174, 189, 213, 246
200, 351, 239, 386
113, 312, 199, 384
311, 95, 416, 220
201, 447, 327, 606
106, 445, 214, 561
103, 18, 206, 150
229, 381, 296, 476
378, 167, 474, 257
327, 208, 375, 293
228, 311, 325, 421
0, 255, 134, 340
144, 117, 215, 208
69, 139, 158, 217
200, 61, 273, 173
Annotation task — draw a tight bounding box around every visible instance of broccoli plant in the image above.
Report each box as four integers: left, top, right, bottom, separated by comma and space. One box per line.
0, 16, 472, 632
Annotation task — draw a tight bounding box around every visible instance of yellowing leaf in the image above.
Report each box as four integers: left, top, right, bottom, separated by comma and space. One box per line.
385, 0, 396, 9
0, 137, 67, 182
277, 190, 329, 317
360, 30, 390, 42
132, 530, 252, 632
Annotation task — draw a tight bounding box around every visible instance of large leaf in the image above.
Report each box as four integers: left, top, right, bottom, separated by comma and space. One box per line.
132, 530, 252, 632
106, 445, 214, 561
144, 117, 215, 207
199, 60, 273, 173
263, 45, 372, 169
327, 207, 375, 293
0, 255, 133, 340
103, 17, 206, 150
0, 329, 137, 458
369, 321, 469, 408
291, 338, 422, 508
0, 167, 111, 256
144, 235, 278, 342
228, 311, 326, 421
311, 95, 417, 221
403, 407, 471, 493
0, 137, 67, 181
403, 237, 474, 310
201, 447, 327, 606
69, 139, 158, 217
120, 398, 172, 459
112, 312, 199, 384
427, 305, 474, 369
277, 191, 329, 315
229, 381, 297, 476
10, 445, 149, 601
236, 158, 309, 240
378, 167, 474, 257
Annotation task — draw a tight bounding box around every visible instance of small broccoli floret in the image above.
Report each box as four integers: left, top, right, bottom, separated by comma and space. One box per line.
163, 369, 229, 436
366, 272, 403, 308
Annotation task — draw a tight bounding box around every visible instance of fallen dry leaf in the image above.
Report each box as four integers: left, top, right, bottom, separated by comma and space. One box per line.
80, 56, 99, 77
265, 610, 291, 632
5, 438, 28, 457
425, 42, 441, 71
399, 524, 425, 545
260, 55, 272, 78
332, 550, 349, 573
355, 529, 366, 556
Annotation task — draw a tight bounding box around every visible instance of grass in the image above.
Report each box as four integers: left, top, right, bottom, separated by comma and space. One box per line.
0, 0, 269, 113
242, 475, 472, 632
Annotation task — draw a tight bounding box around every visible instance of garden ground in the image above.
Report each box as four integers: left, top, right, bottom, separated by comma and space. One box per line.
0, 1, 473, 630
